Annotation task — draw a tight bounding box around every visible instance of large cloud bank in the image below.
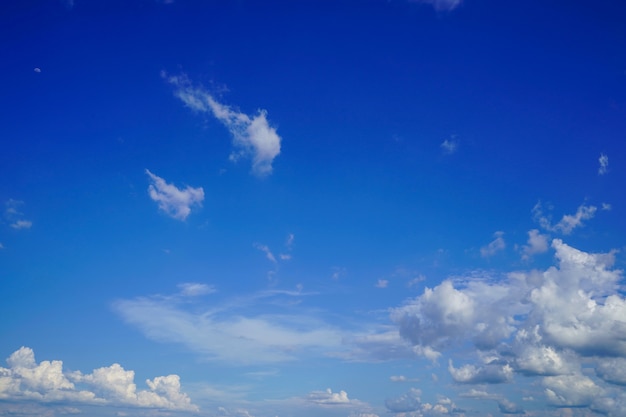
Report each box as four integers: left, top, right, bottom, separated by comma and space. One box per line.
391, 238, 626, 415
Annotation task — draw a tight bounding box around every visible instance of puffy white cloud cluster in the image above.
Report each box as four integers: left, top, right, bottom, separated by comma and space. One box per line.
146, 169, 204, 221
385, 388, 458, 415
391, 238, 626, 415
306, 388, 351, 405
165, 73, 282, 177
0, 347, 197, 412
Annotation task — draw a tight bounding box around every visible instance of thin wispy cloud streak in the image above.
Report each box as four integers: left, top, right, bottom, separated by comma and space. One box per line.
164, 73, 282, 176
113, 288, 344, 364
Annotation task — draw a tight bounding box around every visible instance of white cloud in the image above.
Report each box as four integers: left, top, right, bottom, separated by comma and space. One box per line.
385, 389, 457, 415
33, 67, 41, 73
306, 388, 350, 405
177, 282, 216, 297
165, 73, 282, 176
254, 243, 276, 263
533, 202, 597, 235
413, 0, 463, 12
596, 358, 626, 385
480, 231, 505, 257
440, 138, 458, 154
390, 375, 418, 383
113, 288, 344, 364
448, 360, 513, 384
10, 220, 32, 230
543, 374, 603, 407
0, 347, 196, 411
598, 153, 609, 175
145, 169, 204, 221
521, 229, 549, 260
4, 199, 32, 230
375, 279, 389, 288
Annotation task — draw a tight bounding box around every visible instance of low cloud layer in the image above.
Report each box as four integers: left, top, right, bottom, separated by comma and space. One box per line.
0, 347, 197, 411
165, 73, 282, 176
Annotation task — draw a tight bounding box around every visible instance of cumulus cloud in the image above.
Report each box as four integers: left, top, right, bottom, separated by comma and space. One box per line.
481, 231, 505, 257
375, 279, 389, 288
145, 169, 204, 221
448, 360, 513, 384
165, 73, 282, 176
596, 358, 626, 385
0, 347, 196, 411
521, 229, 549, 260
385, 389, 456, 415
599, 153, 609, 175
306, 388, 350, 405
388, 231, 626, 414
543, 374, 603, 407
533, 202, 597, 235
33, 67, 41, 73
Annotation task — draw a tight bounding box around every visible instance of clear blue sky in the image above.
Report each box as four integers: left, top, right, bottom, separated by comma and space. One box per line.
1, 1, 625, 416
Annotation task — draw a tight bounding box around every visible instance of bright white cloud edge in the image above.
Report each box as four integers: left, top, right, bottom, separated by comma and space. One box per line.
164, 73, 282, 177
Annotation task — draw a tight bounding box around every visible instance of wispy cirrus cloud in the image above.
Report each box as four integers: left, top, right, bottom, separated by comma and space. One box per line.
164, 73, 282, 176
113, 287, 344, 364
145, 169, 204, 221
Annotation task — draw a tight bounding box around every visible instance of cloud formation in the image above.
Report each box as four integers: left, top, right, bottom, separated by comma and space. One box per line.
113, 288, 344, 364
480, 231, 505, 257
4, 199, 33, 230
533, 202, 597, 234
599, 153, 609, 175
521, 229, 549, 260
388, 234, 626, 416
0, 347, 197, 411
440, 138, 458, 154
165, 73, 282, 176
145, 169, 204, 221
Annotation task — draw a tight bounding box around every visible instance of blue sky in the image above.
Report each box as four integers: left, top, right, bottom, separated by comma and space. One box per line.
1, 0, 626, 416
